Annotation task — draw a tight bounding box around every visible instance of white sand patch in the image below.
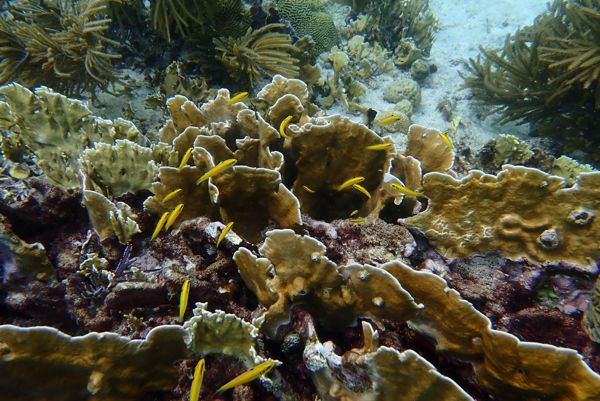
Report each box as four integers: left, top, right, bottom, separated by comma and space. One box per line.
414, 0, 548, 150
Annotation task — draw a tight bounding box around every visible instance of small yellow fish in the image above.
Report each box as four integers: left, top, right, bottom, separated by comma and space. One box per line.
337, 176, 365, 191
279, 115, 293, 139
179, 279, 190, 322
215, 360, 277, 395
391, 182, 423, 197
303, 185, 316, 193
352, 183, 371, 199
190, 358, 205, 401
375, 115, 401, 126
350, 209, 359, 217
165, 203, 184, 230
178, 147, 193, 171
439, 131, 453, 149
227, 91, 248, 104
350, 218, 366, 223
162, 188, 183, 203
196, 159, 237, 185
217, 222, 234, 248
366, 142, 393, 150
151, 211, 170, 240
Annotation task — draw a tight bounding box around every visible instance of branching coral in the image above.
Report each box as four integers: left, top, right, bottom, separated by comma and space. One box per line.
463, 0, 600, 158
214, 23, 301, 87
0, 0, 121, 94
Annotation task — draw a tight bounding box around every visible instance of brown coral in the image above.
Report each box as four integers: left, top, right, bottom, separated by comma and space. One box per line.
406, 165, 600, 268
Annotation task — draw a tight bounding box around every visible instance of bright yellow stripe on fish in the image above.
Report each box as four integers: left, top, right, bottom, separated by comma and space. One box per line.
337, 176, 365, 191
190, 358, 205, 401
375, 115, 401, 126
196, 159, 237, 185
151, 211, 170, 240
215, 360, 277, 395
303, 185, 316, 193
350, 218, 366, 223
439, 132, 453, 149
366, 142, 393, 150
217, 222, 234, 248
165, 203, 184, 230
179, 279, 190, 322
352, 183, 371, 199
279, 115, 293, 138
162, 188, 183, 203
350, 209, 359, 217
178, 147, 193, 171
227, 91, 249, 104
391, 182, 423, 197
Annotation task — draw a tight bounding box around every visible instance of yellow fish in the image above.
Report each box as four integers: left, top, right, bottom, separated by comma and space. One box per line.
439, 131, 453, 149
375, 115, 401, 126
302, 185, 316, 193
337, 176, 365, 191
162, 188, 183, 203
151, 211, 170, 240
366, 142, 393, 150
350, 209, 359, 217
279, 115, 293, 139
196, 159, 237, 185
391, 182, 423, 197
178, 147, 193, 171
165, 203, 184, 230
227, 91, 248, 104
179, 279, 190, 322
352, 183, 371, 199
189, 358, 205, 401
217, 222, 234, 248
215, 360, 277, 395
350, 218, 366, 223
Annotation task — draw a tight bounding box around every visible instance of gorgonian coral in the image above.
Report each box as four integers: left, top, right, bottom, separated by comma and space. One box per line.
213, 23, 301, 86
0, 0, 121, 95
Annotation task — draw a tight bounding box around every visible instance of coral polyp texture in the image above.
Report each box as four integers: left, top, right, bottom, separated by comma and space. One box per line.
406, 165, 600, 268
1, 1, 600, 398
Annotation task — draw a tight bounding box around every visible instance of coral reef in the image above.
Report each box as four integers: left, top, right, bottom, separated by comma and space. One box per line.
1, 70, 600, 401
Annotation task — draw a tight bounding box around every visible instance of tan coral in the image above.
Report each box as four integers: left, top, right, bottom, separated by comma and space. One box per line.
0, 83, 142, 189
233, 229, 419, 337
305, 319, 473, 401
210, 167, 302, 243
383, 260, 600, 401
83, 190, 140, 244
406, 165, 600, 268
0, 324, 188, 401
80, 139, 159, 197
286, 115, 400, 220
257, 74, 310, 107
405, 124, 455, 173
143, 148, 218, 227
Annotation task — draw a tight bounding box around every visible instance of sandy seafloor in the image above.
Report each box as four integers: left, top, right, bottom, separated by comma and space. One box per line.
324, 0, 549, 152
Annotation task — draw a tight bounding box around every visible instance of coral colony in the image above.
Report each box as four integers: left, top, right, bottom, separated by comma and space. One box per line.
0, 1, 599, 400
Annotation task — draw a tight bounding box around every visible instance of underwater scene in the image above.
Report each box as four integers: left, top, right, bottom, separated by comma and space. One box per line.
1, 0, 600, 400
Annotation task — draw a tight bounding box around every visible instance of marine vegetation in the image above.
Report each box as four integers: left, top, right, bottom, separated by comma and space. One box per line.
463, 0, 600, 162
0, 0, 122, 95
214, 23, 301, 86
